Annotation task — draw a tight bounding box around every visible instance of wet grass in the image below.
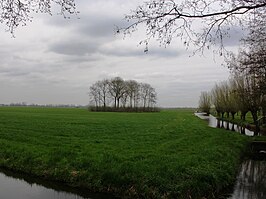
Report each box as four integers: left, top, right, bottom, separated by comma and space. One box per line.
0, 107, 250, 198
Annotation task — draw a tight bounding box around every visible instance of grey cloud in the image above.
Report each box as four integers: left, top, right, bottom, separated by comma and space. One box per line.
77, 16, 120, 38
99, 44, 184, 58
64, 55, 103, 64
134, 72, 182, 80
44, 6, 184, 59
210, 26, 248, 47
0, 65, 68, 86
0, 68, 29, 77
148, 47, 184, 58
222, 28, 247, 47
44, 13, 124, 40
49, 40, 99, 56
99, 46, 143, 57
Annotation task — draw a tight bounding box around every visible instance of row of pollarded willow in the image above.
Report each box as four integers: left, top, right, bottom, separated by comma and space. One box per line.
199, 74, 265, 136
227, 13, 265, 135
89, 77, 157, 112
198, 80, 242, 119
211, 75, 265, 136
199, 18, 266, 135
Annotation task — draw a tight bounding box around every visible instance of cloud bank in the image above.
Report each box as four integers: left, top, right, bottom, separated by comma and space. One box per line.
0, 0, 234, 107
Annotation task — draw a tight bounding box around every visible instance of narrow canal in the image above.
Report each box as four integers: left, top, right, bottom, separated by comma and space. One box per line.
195, 112, 254, 136
227, 160, 266, 199
195, 112, 266, 199
0, 168, 116, 199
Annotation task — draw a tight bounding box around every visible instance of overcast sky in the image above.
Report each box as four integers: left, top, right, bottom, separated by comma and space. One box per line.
0, 0, 244, 107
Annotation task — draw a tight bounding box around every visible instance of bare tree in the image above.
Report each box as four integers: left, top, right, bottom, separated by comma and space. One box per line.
89, 84, 100, 109
241, 21, 266, 124
89, 77, 158, 112
198, 91, 211, 115
140, 83, 149, 108
126, 80, 139, 108
230, 75, 249, 120
140, 83, 156, 109
119, 0, 266, 54
147, 87, 157, 108
227, 78, 239, 120
108, 77, 126, 109
218, 81, 230, 118
244, 73, 262, 135
0, 0, 77, 34
211, 83, 223, 118
96, 79, 109, 109
121, 81, 129, 108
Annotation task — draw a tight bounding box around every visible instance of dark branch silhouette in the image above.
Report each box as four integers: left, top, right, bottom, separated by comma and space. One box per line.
0, 0, 77, 34
118, 0, 266, 54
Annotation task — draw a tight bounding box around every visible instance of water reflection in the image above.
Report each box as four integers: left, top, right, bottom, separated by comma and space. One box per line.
0, 169, 115, 199
228, 160, 266, 199
195, 113, 266, 199
194, 113, 254, 136
213, 118, 254, 136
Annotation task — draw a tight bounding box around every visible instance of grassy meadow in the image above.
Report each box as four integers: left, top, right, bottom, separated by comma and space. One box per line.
0, 107, 250, 198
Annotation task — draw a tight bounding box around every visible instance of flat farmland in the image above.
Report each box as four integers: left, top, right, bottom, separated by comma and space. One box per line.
0, 107, 249, 198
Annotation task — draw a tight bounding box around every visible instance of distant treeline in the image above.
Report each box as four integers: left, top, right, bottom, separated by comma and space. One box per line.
89, 77, 158, 112
0, 103, 84, 108
89, 106, 160, 112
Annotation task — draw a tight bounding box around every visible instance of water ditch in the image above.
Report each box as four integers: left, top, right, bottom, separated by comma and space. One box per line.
227, 159, 266, 199
195, 112, 266, 199
0, 168, 116, 199
194, 112, 254, 136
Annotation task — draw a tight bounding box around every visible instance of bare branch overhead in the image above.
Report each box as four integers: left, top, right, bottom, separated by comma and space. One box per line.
119, 0, 266, 54
0, 0, 77, 34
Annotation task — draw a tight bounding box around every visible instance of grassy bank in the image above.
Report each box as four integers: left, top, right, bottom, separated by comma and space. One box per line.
0, 107, 250, 198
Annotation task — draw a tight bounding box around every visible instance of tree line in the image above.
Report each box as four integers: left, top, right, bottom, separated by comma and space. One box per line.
199, 15, 266, 135
89, 77, 158, 112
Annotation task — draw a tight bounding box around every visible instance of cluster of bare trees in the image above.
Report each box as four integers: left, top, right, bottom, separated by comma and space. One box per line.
199, 16, 266, 135
89, 77, 158, 112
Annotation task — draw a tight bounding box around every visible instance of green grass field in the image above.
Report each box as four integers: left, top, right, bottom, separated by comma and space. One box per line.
0, 107, 250, 198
